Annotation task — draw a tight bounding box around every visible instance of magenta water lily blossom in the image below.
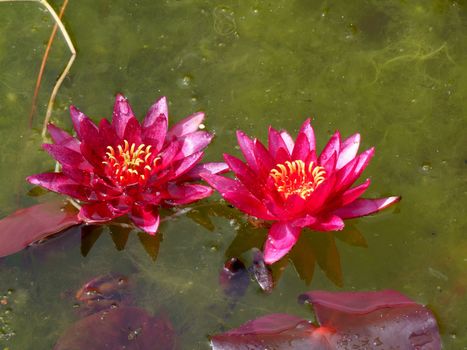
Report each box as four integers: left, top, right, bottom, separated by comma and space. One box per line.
202, 120, 400, 264
28, 94, 226, 235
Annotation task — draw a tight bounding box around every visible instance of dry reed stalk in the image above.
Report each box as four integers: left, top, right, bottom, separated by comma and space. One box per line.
28, 0, 69, 128
0, 0, 76, 140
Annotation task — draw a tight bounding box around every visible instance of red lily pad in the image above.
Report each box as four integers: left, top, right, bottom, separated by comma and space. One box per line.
54, 307, 177, 350
0, 200, 82, 258
210, 290, 441, 350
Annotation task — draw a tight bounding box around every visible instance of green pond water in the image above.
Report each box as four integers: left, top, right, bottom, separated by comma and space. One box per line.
0, 0, 466, 348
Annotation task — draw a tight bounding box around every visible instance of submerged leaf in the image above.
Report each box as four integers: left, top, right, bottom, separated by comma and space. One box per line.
138, 231, 162, 261
210, 290, 441, 350
0, 200, 81, 258
54, 307, 177, 350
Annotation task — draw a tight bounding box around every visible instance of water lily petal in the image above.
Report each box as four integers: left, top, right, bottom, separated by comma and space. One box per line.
224, 154, 263, 198
331, 178, 371, 208
263, 222, 302, 264
142, 115, 168, 152
333, 196, 401, 219
318, 131, 340, 166
166, 183, 213, 205
27, 173, 93, 201
181, 162, 229, 180
159, 140, 182, 168
305, 174, 336, 214
337, 133, 360, 169
70, 105, 92, 140
291, 131, 310, 161
167, 111, 205, 137
61, 166, 92, 185
47, 123, 75, 145
129, 204, 160, 235
112, 94, 137, 139
254, 139, 275, 178
236, 130, 258, 173
292, 214, 318, 228
142, 96, 168, 128
308, 214, 344, 231
280, 130, 295, 154
321, 151, 337, 177
298, 118, 316, 153
98, 119, 120, 149
122, 116, 142, 145
268, 126, 290, 161
169, 151, 204, 180
43, 144, 92, 171
201, 173, 274, 220
335, 147, 375, 192
176, 131, 213, 160
79, 201, 130, 223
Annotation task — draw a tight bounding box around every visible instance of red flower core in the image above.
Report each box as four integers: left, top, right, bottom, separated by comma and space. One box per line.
269, 160, 326, 200
103, 140, 160, 186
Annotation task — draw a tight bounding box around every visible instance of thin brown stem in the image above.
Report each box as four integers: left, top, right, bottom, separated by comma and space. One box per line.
28, 0, 69, 128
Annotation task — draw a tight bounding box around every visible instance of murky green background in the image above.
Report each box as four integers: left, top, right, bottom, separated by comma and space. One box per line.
0, 0, 466, 348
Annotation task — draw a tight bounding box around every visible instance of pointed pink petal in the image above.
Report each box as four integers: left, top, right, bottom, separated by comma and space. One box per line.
142, 115, 167, 152
166, 183, 213, 205
167, 111, 205, 138
308, 214, 344, 231
175, 131, 213, 160
337, 133, 360, 169
181, 162, 229, 180
42, 144, 92, 171
299, 118, 316, 153
168, 151, 204, 180
263, 222, 301, 264
332, 178, 371, 208
142, 96, 168, 128
321, 152, 337, 177
292, 215, 318, 228
112, 94, 137, 139
129, 204, 160, 235
318, 131, 341, 166
158, 140, 182, 168
27, 173, 92, 201
333, 196, 401, 219
291, 131, 310, 161
98, 119, 119, 149
335, 147, 375, 192
268, 126, 290, 161
201, 173, 274, 220
254, 139, 275, 179
47, 123, 74, 145
79, 201, 130, 223
236, 130, 258, 173
224, 154, 263, 198
305, 175, 337, 214
69, 105, 91, 140
61, 166, 91, 185
280, 131, 294, 154
122, 117, 142, 145
79, 117, 106, 164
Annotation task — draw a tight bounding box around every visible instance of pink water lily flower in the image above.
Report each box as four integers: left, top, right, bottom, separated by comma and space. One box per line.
28, 94, 227, 235
202, 120, 400, 264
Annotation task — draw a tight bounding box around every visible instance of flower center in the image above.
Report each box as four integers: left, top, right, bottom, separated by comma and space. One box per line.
103, 140, 159, 186
269, 160, 326, 200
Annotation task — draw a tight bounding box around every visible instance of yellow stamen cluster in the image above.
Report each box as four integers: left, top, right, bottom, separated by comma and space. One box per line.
103, 140, 159, 185
269, 160, 326, 200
